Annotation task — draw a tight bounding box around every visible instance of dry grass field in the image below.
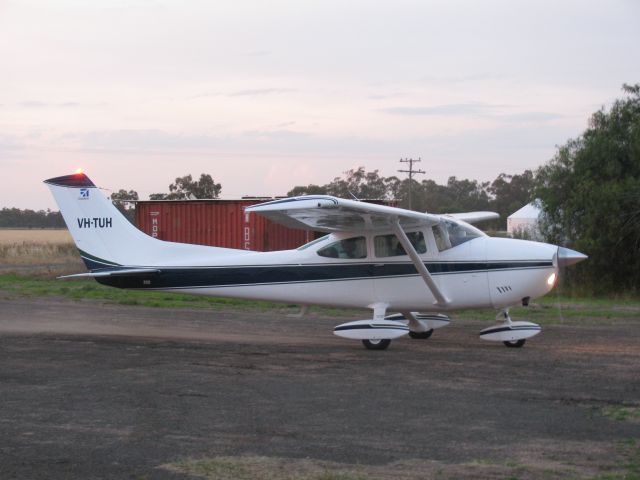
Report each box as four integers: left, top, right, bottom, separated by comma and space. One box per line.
0, 229, 83, 275
0, 229, 73, 245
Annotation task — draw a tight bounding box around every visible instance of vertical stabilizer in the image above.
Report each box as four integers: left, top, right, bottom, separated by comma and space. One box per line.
44, 173, 156, 268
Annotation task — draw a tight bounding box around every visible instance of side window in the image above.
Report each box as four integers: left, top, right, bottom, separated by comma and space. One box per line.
317, 236, 367, 259
374, 232, 426, 257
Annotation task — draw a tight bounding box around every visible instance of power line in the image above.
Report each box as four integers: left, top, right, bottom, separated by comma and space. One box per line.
398, 157, 425, 210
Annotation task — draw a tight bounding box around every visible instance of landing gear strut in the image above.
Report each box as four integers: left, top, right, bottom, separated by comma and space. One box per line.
499, 310, 525, 348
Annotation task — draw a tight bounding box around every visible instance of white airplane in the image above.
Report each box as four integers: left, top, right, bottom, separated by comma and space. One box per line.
45, 172, 587, 350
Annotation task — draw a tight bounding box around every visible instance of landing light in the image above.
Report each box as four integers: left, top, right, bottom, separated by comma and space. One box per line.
547, 272, 557, 287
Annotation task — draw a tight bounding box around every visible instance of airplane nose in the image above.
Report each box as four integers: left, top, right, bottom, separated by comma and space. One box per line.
556, 247, 588, 267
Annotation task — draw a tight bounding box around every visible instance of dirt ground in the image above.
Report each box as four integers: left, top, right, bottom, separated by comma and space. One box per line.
1, 294, 639, 480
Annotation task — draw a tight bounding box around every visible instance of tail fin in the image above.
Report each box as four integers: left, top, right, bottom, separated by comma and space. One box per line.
44, 173, 159, 269
46, 172, 252, 270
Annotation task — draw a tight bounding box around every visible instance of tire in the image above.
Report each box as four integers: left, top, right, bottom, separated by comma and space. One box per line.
362, 339, 391, 350
503, 339, 526, 348
409, 329, 434, 340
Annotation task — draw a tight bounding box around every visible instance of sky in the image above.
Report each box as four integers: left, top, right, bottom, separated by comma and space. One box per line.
1, 0, 639, 210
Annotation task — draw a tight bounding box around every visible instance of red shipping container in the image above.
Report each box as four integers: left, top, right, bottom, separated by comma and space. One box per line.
134, 199, 313, 251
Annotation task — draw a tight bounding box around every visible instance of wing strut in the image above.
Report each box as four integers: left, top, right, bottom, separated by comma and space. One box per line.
391, 219, 449, 306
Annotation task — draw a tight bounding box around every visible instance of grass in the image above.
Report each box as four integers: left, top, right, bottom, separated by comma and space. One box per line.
1, 272, 639, 323
589, 440, 640, 480
164, 457, 366, 480
0, 229, 81, 272
602, 406, 640, 423
0, 228, 72, 245
456, 295, 640, 326
0, 242, 80, 265
0, 273, 296, 312
164, 452, 640, 480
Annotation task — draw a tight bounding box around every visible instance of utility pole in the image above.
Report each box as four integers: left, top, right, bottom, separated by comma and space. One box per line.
398, 157, 425, 210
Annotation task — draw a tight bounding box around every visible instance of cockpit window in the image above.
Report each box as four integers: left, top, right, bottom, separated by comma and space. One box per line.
432, 220, 483, 251
317, 236, 367, 259
374, 232, 426, 257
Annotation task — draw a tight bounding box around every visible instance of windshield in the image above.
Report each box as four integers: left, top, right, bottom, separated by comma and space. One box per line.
297, 235, 330, 251
432, 219, 484, 251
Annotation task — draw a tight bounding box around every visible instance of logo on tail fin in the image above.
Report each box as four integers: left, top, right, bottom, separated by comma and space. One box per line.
79, 188, 90, 199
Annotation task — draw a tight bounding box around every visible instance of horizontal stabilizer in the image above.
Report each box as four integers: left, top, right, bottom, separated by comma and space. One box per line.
58, 268, 161, 279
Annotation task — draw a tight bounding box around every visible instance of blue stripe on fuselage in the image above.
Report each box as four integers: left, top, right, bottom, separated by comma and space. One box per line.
90, 260, 553, 290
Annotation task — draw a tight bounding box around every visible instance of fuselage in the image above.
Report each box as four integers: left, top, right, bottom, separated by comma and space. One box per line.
94, 227, 558, 312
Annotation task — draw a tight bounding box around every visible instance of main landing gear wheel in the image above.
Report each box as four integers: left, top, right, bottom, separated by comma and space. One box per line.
409, 329, 434, 339
503, 339, 526, 348
362, 339, 391, 350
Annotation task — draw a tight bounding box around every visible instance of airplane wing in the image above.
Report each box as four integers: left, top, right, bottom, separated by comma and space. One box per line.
247, 196, 499, 306
245, 196, 441, 232
446, 212, 499, 224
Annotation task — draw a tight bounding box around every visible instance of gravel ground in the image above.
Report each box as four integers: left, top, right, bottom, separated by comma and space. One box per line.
1, 296, 639, 479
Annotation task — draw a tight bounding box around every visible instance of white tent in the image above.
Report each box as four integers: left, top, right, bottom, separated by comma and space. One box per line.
507, 202, 542, 240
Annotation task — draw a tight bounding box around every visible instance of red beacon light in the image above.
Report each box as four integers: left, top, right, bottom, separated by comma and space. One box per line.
75, 168, 84, 175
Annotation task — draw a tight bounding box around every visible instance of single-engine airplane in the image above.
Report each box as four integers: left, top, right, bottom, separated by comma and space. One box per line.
45, 172, 587, 350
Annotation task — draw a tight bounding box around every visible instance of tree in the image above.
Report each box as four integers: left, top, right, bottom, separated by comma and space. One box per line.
287, 184, 328, 197
488, 170, 535, 229
287, 167, 499, 217
535, 83, 640, 293
288, 167, 395, 200
150, 174, 222, 200
111, 189, 139, 208
110, 189, 139, 223
324, 167, 391, 199
0, 208, 64, 228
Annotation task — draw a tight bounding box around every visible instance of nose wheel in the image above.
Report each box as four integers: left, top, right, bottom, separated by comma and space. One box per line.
362, 339, 391, 350
479, 309, 541, 347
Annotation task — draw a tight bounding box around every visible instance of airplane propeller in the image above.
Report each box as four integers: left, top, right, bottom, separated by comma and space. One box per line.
556, 247, 588, 267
